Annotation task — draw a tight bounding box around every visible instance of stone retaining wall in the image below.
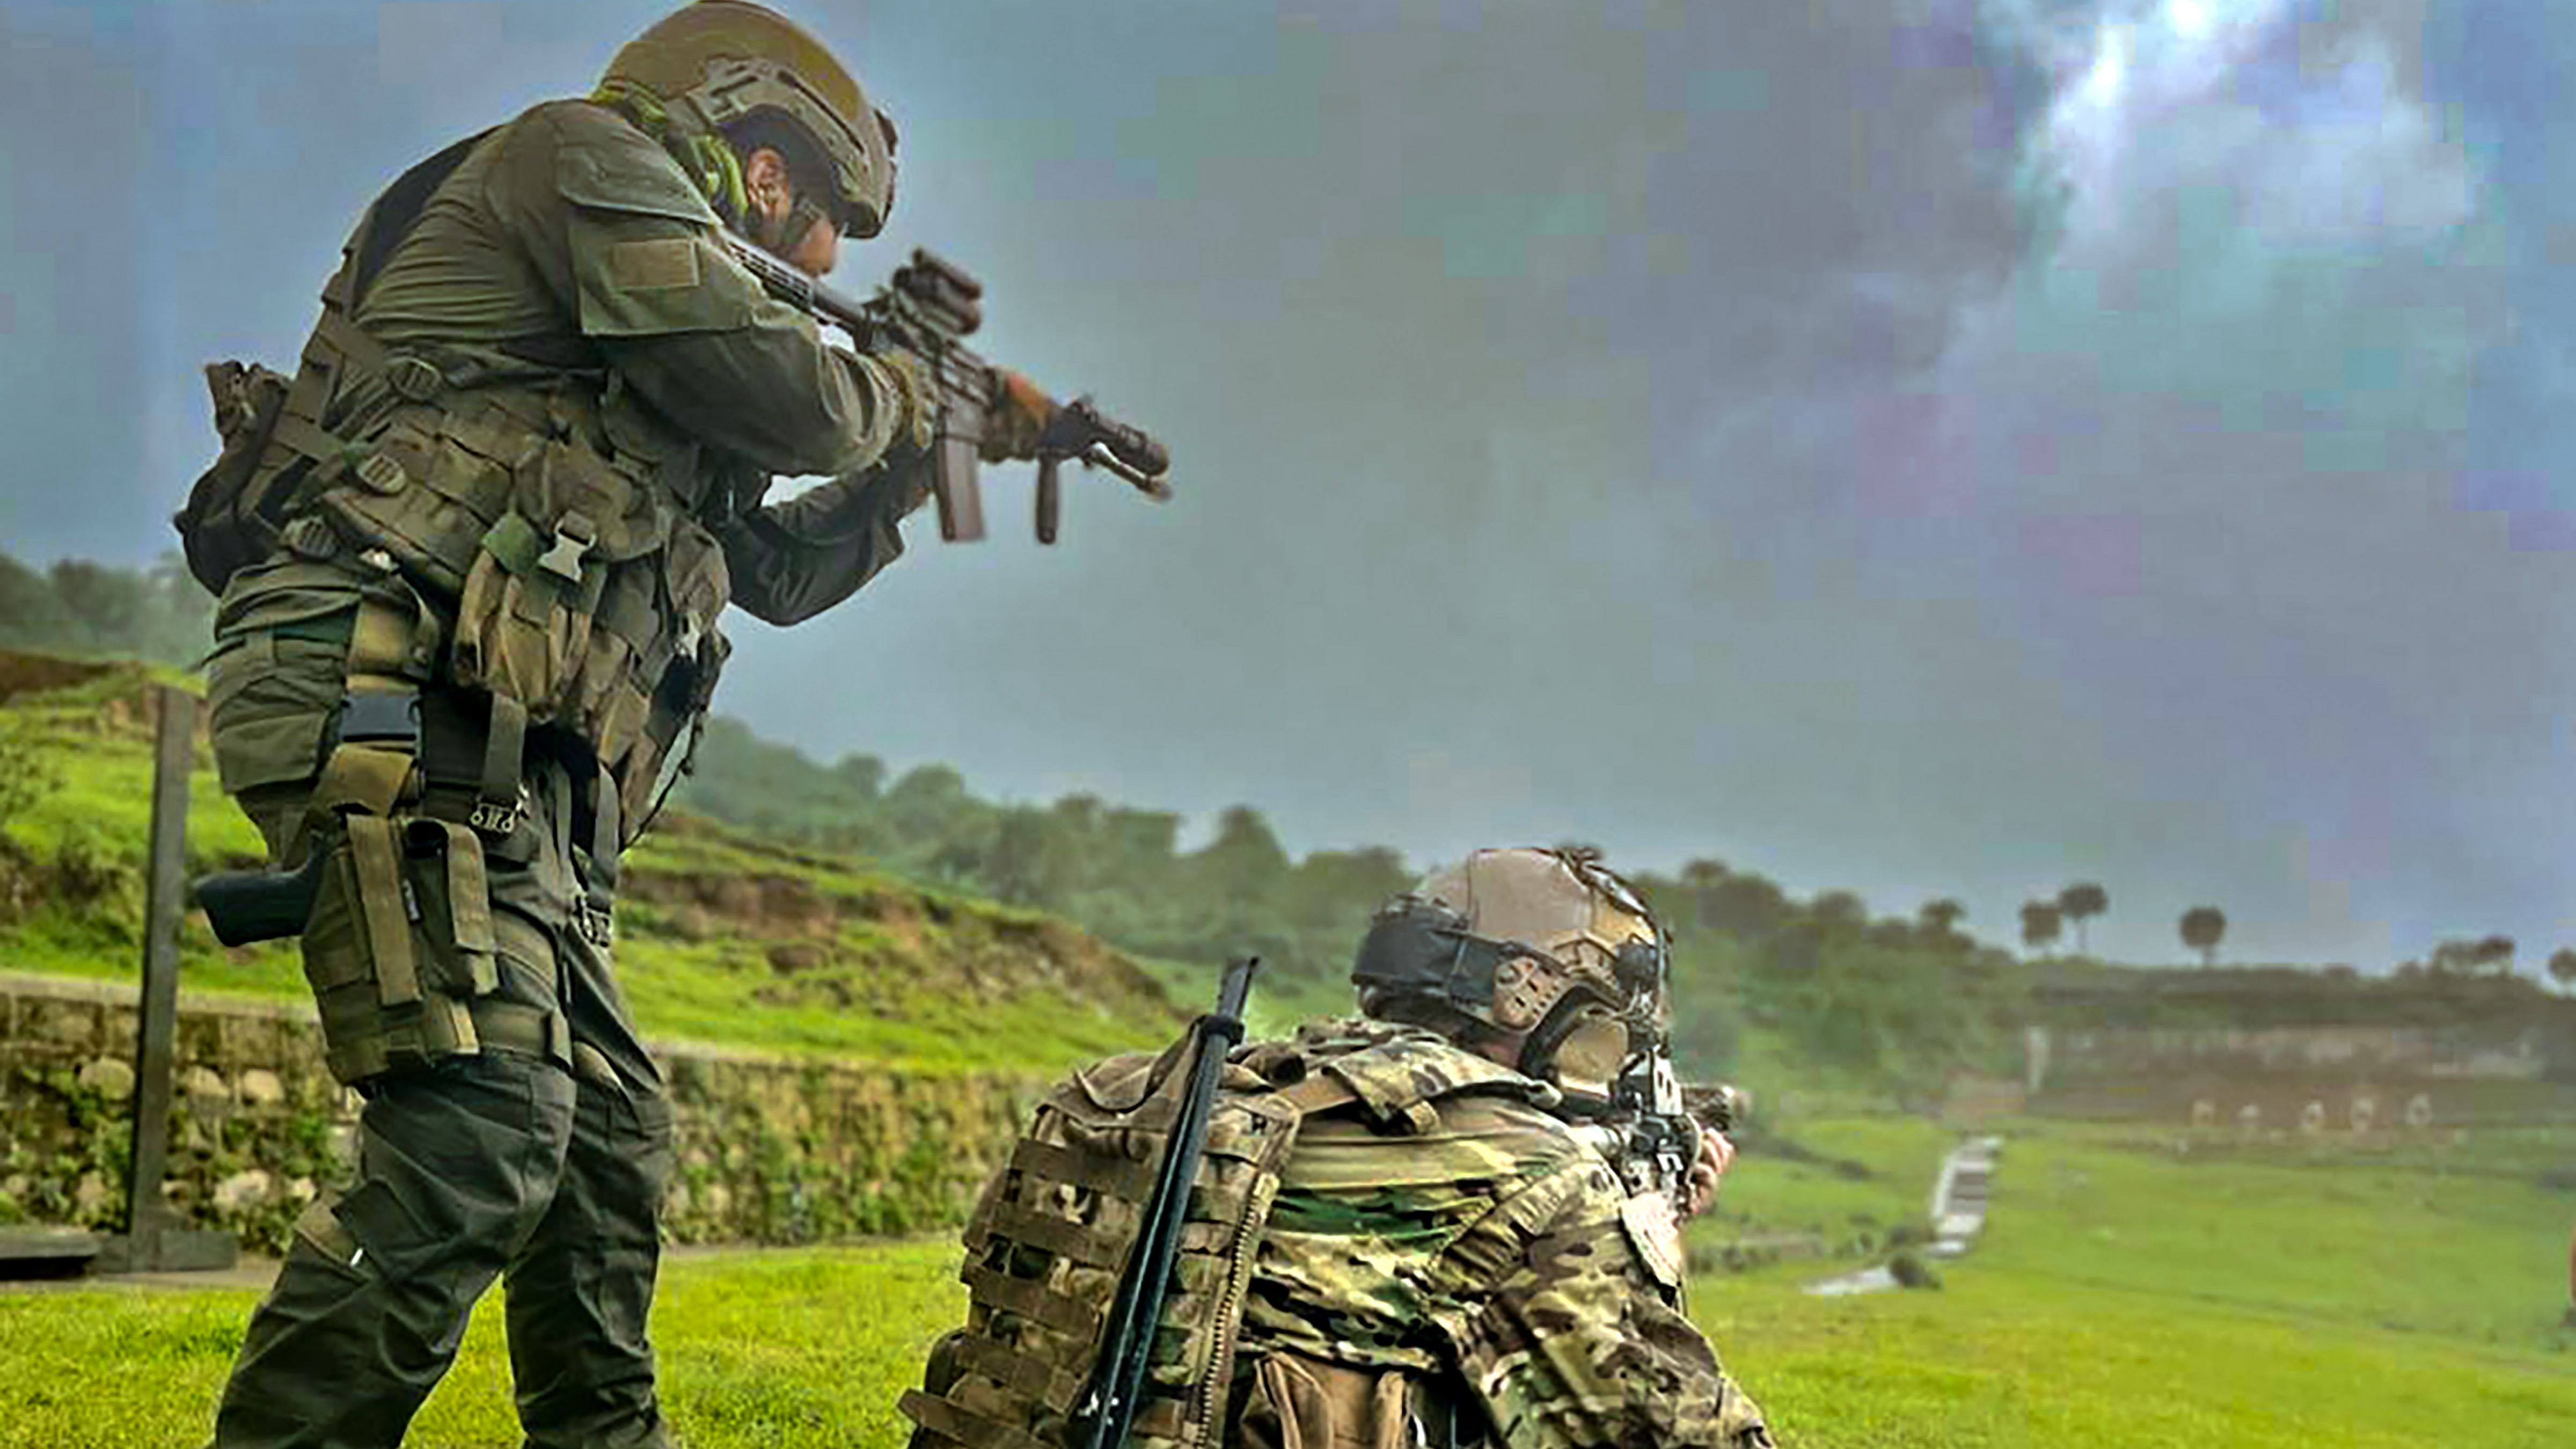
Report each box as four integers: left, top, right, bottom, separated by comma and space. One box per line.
0, 974, 1045, 1254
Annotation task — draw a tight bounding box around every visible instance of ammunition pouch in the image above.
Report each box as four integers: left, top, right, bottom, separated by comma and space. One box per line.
290, 680, 568, 1087
1236, 1352, 1453, 1449
300, 814, 502, 1085
435, 420, 730, 848
314, 397, 541, 601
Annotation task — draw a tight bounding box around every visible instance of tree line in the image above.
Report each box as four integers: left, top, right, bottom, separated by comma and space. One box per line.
10, 550, 2567, 1091
675, 716, 2044, 1081
2014, 883, 2233, 968
0, 552, 210, 667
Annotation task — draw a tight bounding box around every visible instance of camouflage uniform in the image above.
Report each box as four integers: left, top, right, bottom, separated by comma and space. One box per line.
201, 82, 925, 1449
1231, 1020, 1772, 1448
903, 1016, 1773, 1449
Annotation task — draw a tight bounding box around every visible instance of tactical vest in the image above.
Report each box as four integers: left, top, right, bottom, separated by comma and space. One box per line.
902, 1025, 1550, 1449
175, 127, 738, 842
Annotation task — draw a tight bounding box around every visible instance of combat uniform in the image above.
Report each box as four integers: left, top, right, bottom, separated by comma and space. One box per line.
199, 94, 926, 1449
904, 1019, 1774, 1449
1233, 1021, 1770, 1448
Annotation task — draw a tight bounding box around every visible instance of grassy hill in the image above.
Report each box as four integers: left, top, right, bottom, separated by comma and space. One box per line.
0, 650, 1183, 1074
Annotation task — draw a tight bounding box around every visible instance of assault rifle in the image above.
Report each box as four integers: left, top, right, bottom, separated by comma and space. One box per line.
1065, 955, 1260, 1449
1579, 1043, 1743, 1208
718, 235, 1173, 544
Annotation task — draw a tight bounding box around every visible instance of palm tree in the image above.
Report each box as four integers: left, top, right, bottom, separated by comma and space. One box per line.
2179, 906, 2226, 968
2056, 882, 2109, 954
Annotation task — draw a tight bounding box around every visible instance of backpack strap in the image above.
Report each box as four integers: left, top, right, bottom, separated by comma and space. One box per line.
262, 130, 495, 488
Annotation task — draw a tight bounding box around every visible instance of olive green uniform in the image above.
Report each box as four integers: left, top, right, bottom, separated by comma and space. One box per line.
202, 97, 927, 1449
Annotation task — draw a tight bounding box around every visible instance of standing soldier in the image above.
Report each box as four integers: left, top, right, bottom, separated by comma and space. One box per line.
903, 847, 1777, 1448
177, 4, 1064, 1445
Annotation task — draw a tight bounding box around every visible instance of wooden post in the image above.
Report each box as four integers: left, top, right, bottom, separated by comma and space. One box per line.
94, 685, 235, 1274
124, 684, 192, 1238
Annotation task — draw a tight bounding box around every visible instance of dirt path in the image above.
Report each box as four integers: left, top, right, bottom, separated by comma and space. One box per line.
1805, 1133, 2003, 1296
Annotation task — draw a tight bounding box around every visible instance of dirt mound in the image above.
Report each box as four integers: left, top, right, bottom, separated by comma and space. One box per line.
0, 652, 122, 706
619, 822, 1179, 1027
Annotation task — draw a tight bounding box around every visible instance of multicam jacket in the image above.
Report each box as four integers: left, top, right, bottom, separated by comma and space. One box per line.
1234, 1020, 1774, 1448
905, 1018, 1773, 1449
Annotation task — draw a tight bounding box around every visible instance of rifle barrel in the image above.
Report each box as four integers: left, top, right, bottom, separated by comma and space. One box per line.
1069, 956, 1259, 1448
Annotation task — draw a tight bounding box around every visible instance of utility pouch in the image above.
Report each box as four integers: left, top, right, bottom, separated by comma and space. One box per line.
317, 403, 537, 603
453, 509, 606, 724
1235, 1353, 1418, 1449
452, 437, 669, 731
174, 361, 299, 595
299, 814, 501, 1086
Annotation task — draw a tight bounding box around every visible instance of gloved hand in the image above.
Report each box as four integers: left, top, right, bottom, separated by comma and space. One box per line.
979, 367, 1058, 463
1684, 1126, 1735, 1218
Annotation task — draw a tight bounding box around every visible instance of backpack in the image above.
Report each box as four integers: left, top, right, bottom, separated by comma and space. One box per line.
902, 1035, 1350, 1449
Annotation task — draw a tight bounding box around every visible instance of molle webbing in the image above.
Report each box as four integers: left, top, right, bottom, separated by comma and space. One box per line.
262, 131, 495, 495
903, 1055, 1355, 1449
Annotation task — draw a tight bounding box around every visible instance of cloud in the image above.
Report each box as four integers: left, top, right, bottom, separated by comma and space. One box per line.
9, 0, 2572, 968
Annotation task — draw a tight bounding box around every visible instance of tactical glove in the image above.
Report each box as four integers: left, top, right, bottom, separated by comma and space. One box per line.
979, 367, 1058, 463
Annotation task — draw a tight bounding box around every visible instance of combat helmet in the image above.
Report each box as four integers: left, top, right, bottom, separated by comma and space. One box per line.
1352, 846, 1670, 1104
601, 1, 898, 239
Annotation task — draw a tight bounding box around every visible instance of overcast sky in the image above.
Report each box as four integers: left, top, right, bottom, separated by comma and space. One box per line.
1, 0, 2565, 970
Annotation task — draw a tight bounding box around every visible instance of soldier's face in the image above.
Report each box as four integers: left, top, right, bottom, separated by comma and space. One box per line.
743, 145, 843, 277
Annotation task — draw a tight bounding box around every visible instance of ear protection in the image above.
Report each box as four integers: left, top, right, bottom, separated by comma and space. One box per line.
1521, 999, 1633, 1108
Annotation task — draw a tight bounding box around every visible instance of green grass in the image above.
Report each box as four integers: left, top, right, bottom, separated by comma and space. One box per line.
1707, 1116, 1960, 1246
1702, 1119, 2576, 1446
7, 1119, 2568, 1446
611, 927, 1165, 1074
0, 1242, 964, 1448
1, 669, 1181, 1075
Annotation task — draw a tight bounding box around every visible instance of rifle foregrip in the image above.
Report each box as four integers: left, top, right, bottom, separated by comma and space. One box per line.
195, 853, 327, 948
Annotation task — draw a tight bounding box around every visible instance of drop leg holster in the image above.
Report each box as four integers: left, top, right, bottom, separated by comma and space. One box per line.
291, 598, 577, 1086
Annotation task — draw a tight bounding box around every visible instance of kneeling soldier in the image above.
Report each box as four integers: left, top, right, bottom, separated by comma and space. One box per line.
904, 846, 1777, 1448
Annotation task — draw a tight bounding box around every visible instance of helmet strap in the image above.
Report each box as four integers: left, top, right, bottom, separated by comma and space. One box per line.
776, 194, 833, 255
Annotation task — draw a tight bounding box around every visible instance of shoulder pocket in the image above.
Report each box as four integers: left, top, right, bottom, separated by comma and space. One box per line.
555, 140, 720, 225
554, 131, 759, 338
564, 211, 760, 338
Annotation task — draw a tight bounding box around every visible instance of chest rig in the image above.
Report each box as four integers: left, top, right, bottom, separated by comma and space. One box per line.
179, 125, 742, 846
